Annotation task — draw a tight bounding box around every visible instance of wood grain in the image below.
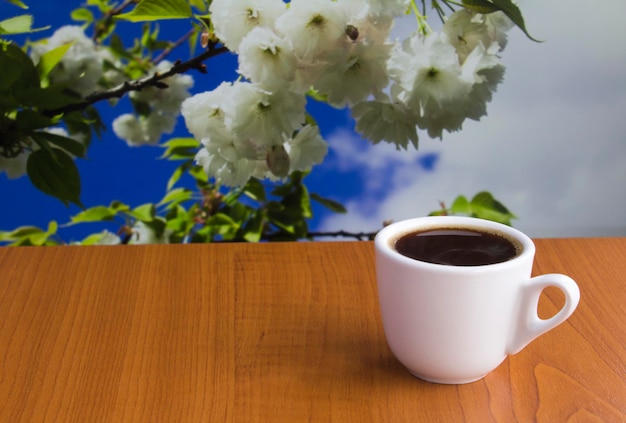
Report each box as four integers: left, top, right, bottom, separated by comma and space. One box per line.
0, 239, 624, 422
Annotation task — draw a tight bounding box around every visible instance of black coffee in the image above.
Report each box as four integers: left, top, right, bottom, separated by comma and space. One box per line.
393, 227, 521, 266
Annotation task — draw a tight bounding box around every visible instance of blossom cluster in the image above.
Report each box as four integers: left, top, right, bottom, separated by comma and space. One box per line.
113, 60, 194, 146
181, 0, 513, 187
1, 25, 196, 179
29, 25, 194, 148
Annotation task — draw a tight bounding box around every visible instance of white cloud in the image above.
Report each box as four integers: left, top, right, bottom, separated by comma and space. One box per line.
315, 0, 626, 238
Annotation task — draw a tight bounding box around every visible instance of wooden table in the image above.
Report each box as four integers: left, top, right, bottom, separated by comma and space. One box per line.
0, 239, 624, 422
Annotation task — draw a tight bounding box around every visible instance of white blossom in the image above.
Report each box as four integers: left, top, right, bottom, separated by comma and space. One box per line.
0, 151, 30, 179
315, 39, 392, 107
224, 82, 305, 145
352, 92, 420, 149
128, 221, 170, 244
286, 124, 328, 172
112, 114, 144, 145
186, 1, 514, 185
461, 42, 502, 85
112, 113, 177, 146
275, 0, 348, 62
443, 10, 513, 63
416, 100, 468, 139
464, 64, 505, 121
195, 142, 266, 187
181, 82, 231, 142
114, 61, 193, 146
131, 60, 194, 114
30, 25, 103, 96
395, 33, 471, 112
237, 26, 297, 90
362, 0, 411, 20
484, 11, 514, 50
209, 0, 286, 52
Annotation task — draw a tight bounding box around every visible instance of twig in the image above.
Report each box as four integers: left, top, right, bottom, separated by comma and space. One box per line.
42, 43, 229, 117
92, 0, 138, 41
307, 230, 379, 241
153, 28, 195, 64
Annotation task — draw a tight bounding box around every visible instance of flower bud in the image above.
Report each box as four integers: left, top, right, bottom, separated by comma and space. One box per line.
266, 145, 290, 178
346, 25, 359, 41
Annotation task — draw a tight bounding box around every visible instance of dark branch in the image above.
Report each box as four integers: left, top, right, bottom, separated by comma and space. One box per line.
307, 230, 378, 241
153, 28, 195, 65
92, 0, 138, 41
43, 43, 229, 118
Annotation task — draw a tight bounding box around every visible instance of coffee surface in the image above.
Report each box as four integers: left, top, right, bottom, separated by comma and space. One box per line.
394, 227, 520, 266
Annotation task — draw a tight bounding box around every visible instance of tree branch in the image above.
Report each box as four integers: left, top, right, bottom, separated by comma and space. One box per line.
92, 0, 138, 41
43, 42, 229, 118
307, 230, 378, 241
153, 28, 195, 65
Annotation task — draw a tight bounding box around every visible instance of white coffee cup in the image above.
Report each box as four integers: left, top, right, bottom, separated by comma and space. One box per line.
374, 216, 580, 384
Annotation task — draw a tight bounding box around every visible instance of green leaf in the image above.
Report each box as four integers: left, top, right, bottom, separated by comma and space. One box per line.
166, 163, 187, 190
468, 191, 517, 225
158, 187, 193, 207
306, 87, 328, 103
242, 211, 264, 243
115, 0, 193, 22
71, 206, 117, 223
461, 0, 499, 14
188, 0, 207, 12
80, 231, 118, 246
0, 225, 41, 241
30, 131, 86, 158
243, 178, 266, 202
140, 217, 167, 239
270, 183, 292, 197
188, 164, 208, 184
310, 193, 346, 214
110, 200, 131, 212
160, 137, 200, 160
450, 195, 471, 215
0, 40, 40, 92
463, 0, 540, 42
15, 110, 53, 130
0, 14, 48, 34
127, 203, 156, 222
298, 184, 312, 219
3, 0, 29, 9
206, 213, 240, 238
491, 0, 540, 42
29, 221, 58, 245
0, 15, 31, 34
0, 221, 58, 246
26, 148, 82, 207
86, 0, 112, 13
71, 8, 94, 24
18, 85, 79, 109
428, 210, 447, 217
36, 41, 74, 80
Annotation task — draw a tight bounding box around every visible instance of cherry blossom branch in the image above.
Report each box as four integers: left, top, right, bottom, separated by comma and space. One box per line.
307, 230, 378, 241
42, 42, 229, 118
92, 0, 138, 41
153, 28, 195, 65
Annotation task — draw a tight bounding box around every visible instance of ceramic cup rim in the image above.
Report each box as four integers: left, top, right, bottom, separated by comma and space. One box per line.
374, 216, 535, 273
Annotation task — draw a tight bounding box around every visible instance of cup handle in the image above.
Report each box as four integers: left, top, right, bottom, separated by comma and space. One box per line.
507, 274, 580, 355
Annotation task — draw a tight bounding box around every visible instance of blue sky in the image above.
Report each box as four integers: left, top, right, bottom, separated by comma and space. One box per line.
1, 0, 625, 241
